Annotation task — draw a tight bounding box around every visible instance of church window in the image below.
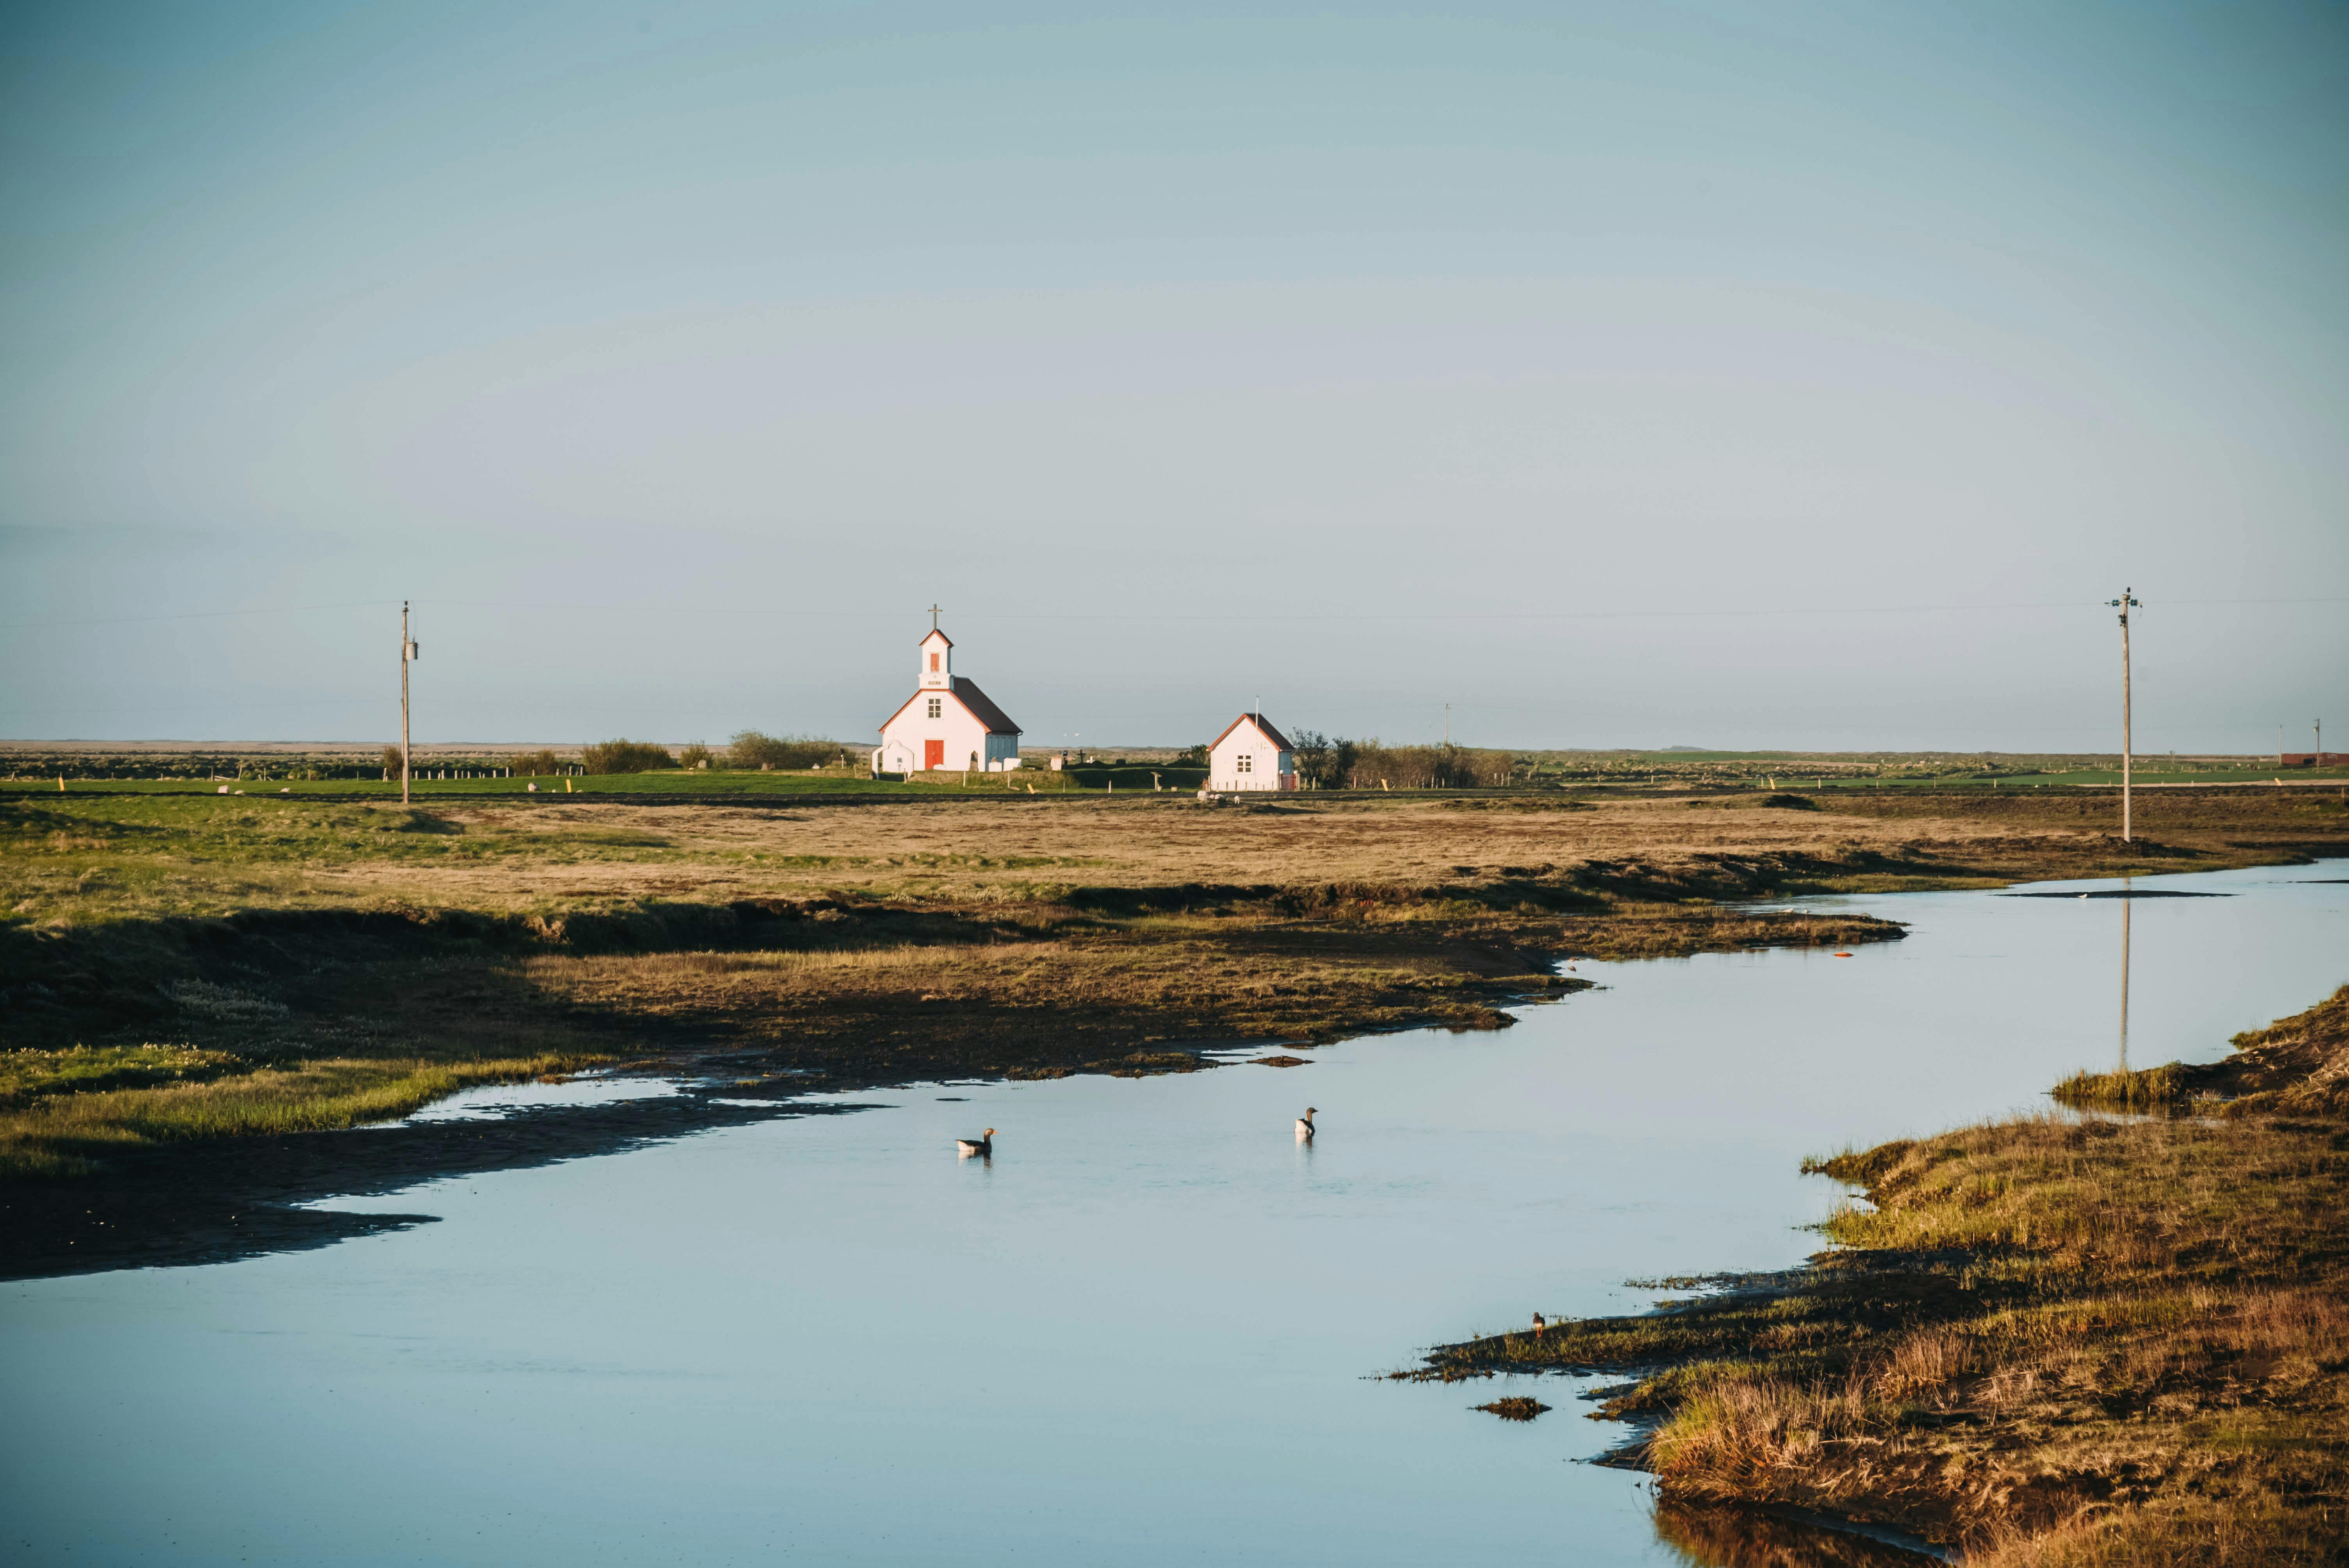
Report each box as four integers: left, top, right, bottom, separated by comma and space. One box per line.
929, 652, 939, 672
1236, 755, 1253, 773
927, 698, 942, 719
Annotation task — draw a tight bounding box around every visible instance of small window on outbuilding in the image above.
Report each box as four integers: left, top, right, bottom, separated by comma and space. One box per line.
1236, 755, 1253, 773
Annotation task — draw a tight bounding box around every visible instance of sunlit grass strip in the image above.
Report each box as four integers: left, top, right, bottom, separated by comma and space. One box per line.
0, 1053, 604, 1178
0, 1043, 246, 1105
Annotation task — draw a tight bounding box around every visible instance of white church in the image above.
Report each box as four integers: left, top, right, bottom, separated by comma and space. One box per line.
872, 626, 1024, 775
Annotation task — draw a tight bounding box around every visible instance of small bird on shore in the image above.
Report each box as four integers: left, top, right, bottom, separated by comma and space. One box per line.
1296, 1108, 1317, 1139
955, 1128, 994, 1158
1532, 1313, 1548, 1334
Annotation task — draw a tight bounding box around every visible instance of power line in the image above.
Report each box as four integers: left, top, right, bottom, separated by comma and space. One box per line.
4, 594, 2344, 634
0, 600, 396, 631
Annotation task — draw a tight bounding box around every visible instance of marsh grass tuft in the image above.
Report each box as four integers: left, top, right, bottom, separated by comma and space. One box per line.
163, 978, 291, 1023
2047, 1062, 2193, 1109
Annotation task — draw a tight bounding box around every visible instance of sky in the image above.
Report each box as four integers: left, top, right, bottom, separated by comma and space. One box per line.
2, 1, 2344, 752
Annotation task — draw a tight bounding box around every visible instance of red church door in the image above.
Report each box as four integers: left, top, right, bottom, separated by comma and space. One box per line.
923, 739, 945, 770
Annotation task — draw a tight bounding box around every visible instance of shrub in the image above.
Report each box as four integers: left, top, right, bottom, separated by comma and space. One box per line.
1289, 731, 1349, 789
1338, 741, 1511, 789
677, 743, 713, 770
727, 731, 842, 770
379, 744, 405, 776
580, 739, 677, 774
512, 749, 559, 777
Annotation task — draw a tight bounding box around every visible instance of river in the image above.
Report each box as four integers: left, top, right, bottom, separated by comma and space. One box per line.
4, 862, 2343, 1564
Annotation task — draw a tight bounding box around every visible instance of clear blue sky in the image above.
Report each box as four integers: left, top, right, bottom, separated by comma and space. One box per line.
3, 1, 2343, 751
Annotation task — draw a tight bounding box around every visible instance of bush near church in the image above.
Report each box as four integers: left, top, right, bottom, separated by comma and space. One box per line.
726, 731, 841, 770
580, 739, 677, 773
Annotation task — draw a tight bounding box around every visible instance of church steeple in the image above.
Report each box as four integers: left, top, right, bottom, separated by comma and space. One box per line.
920, 627, 953, 689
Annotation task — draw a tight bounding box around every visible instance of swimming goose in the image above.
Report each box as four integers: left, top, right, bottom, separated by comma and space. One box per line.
1296, 1108, 1318, 1139
955, 1128, 995, 1158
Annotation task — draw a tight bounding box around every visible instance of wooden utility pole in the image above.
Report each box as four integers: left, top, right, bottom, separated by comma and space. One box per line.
400, 601, 417, 805
2108, 588, 2140, 840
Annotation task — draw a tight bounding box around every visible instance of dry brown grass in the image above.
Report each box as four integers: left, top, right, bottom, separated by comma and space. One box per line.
1642, 1111, 2349, 1552
503, 918, 1561, 1072
9, 786, 2334, 930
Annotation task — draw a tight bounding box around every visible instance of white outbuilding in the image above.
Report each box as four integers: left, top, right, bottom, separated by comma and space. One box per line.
1207, 712, 1297, 792
872, 627, 1024, 775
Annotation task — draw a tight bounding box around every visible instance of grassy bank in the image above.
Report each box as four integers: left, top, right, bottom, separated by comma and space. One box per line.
1410, 988, 2349, 1563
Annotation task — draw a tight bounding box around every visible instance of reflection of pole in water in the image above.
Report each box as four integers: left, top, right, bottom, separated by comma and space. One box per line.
2118, 896, 2132, 1074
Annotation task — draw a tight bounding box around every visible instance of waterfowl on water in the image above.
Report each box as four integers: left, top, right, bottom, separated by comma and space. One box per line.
1296, 1108, 1317, 1138
955, 1128, 995, 1157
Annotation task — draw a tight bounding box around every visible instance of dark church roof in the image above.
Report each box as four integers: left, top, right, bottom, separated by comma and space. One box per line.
950, 677, 1021, 735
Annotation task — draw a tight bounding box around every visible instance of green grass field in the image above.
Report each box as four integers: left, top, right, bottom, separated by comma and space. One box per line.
0, 769, 1076, 798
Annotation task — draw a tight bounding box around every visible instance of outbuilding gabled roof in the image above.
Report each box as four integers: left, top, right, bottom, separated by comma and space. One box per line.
1208, 712, 1294, 752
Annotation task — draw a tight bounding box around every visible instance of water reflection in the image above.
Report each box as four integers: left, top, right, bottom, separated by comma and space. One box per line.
2117, 896, 2132, 1073
1654, 1502, 1949, 1565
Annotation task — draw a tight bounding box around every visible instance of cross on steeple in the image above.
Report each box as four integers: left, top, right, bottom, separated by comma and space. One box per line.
928, 603, 943, 630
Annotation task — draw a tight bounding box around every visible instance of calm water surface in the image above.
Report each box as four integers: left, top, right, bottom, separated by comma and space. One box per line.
5, 862, 2344, 1565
